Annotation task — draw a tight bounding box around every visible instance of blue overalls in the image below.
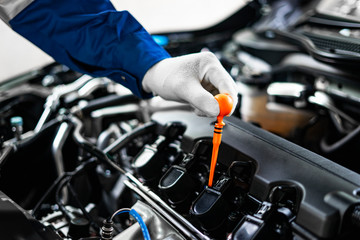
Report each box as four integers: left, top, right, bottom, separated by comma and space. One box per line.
5, 0, 170, 98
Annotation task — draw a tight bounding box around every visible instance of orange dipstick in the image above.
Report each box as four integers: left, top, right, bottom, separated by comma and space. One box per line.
208, 93, 234, 187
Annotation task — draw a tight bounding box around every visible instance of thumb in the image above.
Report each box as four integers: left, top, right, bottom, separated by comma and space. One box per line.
180, 79, 220, 117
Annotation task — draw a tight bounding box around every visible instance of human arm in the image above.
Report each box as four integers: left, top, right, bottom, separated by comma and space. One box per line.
8, 0, 170, 98
4, 0, 237, 116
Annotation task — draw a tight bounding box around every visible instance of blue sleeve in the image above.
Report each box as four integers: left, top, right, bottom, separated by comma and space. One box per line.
9, 0, 171, 98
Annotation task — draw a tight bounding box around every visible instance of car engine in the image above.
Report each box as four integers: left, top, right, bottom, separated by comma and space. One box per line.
1, 0, 360, 239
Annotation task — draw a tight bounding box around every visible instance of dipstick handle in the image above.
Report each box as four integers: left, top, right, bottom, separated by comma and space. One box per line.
208, 93, 233, 187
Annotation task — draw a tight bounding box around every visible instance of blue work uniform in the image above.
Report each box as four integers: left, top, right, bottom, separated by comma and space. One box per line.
1, 0, 170, 98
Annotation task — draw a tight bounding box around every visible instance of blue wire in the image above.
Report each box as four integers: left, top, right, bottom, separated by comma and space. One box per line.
111, 208, 151, 240
113, 210, 130, 217
130, 209, 151, 240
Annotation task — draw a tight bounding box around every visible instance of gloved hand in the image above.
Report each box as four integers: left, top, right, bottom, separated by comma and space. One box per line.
142, 52, 238, 117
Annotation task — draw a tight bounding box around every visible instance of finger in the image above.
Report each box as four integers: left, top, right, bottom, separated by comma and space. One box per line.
203, 67, 238, 115
180, 79, 220, 117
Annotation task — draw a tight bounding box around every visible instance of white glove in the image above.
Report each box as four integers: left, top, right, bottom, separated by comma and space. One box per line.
142, 52, 238, 117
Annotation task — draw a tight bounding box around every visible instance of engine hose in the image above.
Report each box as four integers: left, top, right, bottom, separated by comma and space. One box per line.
71, 114, 156, 174
103, 121, 157, 155
71, 115, 126, 174
32, 158, 97, 217
15, 117, 61, 150
55, 176, 74, 221
32, 173, 71, 217
320, 125, 360, 154
80, 94, 140, 116
54, 160, 101, 230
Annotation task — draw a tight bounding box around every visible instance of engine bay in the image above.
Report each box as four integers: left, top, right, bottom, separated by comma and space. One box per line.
1, 0, 360, 239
